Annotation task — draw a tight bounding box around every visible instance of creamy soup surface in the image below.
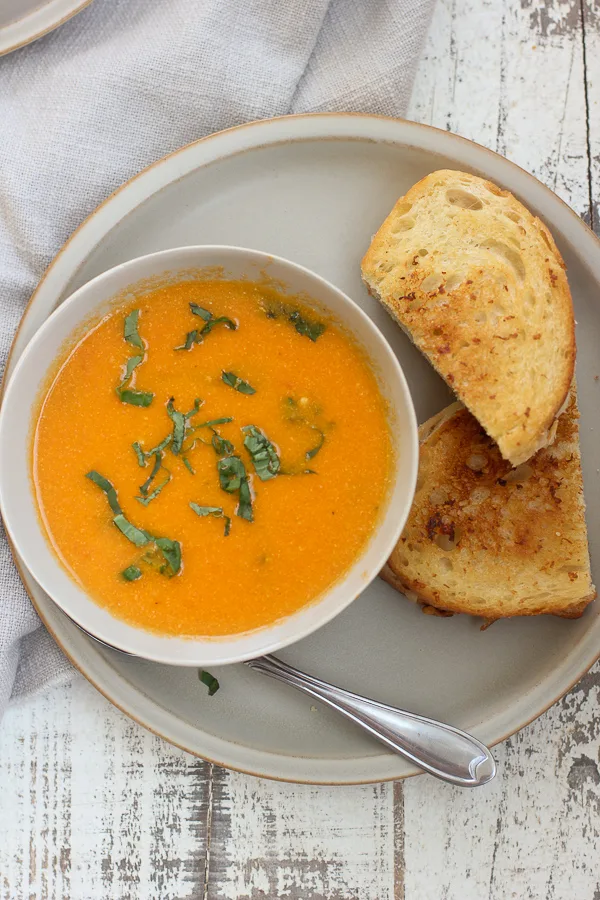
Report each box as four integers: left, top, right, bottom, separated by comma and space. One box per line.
32, 278, 393, 636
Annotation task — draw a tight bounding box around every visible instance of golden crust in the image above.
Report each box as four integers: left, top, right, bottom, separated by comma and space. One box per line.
383, 391, 595, 621
362, 169, 575, 465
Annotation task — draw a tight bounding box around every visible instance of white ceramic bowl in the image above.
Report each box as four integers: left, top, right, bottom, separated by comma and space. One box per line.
0, 245, 418, 665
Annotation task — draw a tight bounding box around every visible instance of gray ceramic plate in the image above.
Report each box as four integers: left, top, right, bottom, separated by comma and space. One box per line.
7, 114, 600, 784
0, 0, 92, 57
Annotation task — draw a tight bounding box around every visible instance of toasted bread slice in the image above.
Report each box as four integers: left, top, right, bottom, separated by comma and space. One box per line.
361, 169, 575, 466
382, 391, 595, 620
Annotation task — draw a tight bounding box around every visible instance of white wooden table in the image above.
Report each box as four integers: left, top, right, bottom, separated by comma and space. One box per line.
2, 1, 599, 897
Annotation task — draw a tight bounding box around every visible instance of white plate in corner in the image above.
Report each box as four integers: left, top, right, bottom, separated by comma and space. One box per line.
6, 113, 600, 784
0, 0, 92, 58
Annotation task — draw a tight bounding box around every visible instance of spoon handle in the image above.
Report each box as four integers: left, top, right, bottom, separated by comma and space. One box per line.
245, 655, 496, 787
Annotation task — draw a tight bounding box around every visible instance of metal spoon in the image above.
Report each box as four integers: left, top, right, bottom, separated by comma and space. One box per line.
245, 655, 496, 787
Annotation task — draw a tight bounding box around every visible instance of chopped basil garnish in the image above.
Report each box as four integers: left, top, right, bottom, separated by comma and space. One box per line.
87, 471, 181, 576
124, 310, 144, 350
121, 565, 142, 582
167, 397, 201, 454
222, 371, 256, 395
139, 452, 162, 495
113, 514, 152, 547
117, 312, 154, 406
86, 470, 122, 516
190, 304, 213, 321
199, 669, 220, 696
154, 538, 182, 576
211, 431, 234, 457
193, 417, 234, 428
175, 304, 237, 350
217, 455, 253, 522
289, 311, 326, 342
182, 456, 195, 475
242, 425, 280, 481
237, 477, 253, 522
117, 388, 154, 407
262, 300, 326, 342
306, 429, 325, 460
190, 502, 231, 537
132, 441, 146, 467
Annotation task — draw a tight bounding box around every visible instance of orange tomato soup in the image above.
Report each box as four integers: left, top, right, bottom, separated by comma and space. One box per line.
32, 279, 393, 636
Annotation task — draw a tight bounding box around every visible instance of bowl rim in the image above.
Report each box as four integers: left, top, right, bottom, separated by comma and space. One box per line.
0, 242, 419, 666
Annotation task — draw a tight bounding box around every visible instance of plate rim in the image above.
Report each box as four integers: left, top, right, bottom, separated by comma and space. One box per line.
5, 112, 600, 784
0, 0, 93, 58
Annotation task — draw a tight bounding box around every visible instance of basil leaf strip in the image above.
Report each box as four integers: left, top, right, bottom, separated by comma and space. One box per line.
167, 397, 201, 454
306, 429, 325, 460
242, 425, 280, 481
289, 311, 326, 342
154, 538, 182, 576
199, 669, 220, 696
237, 478, 253, 522
139, 452, 162, 496
87, 471, 181, 574
190, 304, 213, 321
122, 565, 142, 582
217, 456, 253, 522
113, 514, 152, 547
175, 305, 237, 350
190, 502, 231, 537
86, 470, 122, 516
117, 388, 154, 407
117, 312, 153, 406
222, 371, 256, 395
211, 431, 234, 457
124, 310, 144, 350
263, 301, 326, 342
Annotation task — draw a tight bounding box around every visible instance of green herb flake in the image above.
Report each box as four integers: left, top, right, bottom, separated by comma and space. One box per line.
167, 397, 202, 454
194, 417, 234, 428
117, 388, 154, 407
222, 371, 256, 395
262, 301, 326, 342
154, 537, 182, 576
217, 455, 253, 522
199, 669, 220, 696
113, 514, 152, 547
190, 304, 213, 321
289, 311, 326, 342
175, 306, 237, 350
242, 425, 280, 481
121, 565, 142, 582
132, 442, 146, 467
211, 431, 234, 457
306, 429, 325, 460
86, 470, 122, 516
190, 502, 231, 537
123, 310, 144, 350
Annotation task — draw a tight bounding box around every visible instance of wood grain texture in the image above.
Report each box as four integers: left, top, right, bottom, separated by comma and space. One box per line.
1, 1, 600, 898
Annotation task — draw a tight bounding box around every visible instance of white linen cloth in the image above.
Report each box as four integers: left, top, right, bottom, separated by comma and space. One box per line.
0, 0, 434, 716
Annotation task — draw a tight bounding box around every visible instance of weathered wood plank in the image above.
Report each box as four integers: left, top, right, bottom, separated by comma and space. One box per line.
0, 677, 210, 900
583, 0, 600, 235
206, 771, 395, 900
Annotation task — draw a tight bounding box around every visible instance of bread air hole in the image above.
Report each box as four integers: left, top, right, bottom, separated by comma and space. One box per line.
539, 228, 552, 251
421, 273, 444, 292
444, 273, 462, 291
504, 210, 521, 223
446, 189, 484, 210
392, 217, 416, 234
482, 239, 526, 280
395, 202, 413, 216
505, 463, 533, 483
418, 248, 429, 256
525, 292, 537, 309
439, 557, 453, 572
